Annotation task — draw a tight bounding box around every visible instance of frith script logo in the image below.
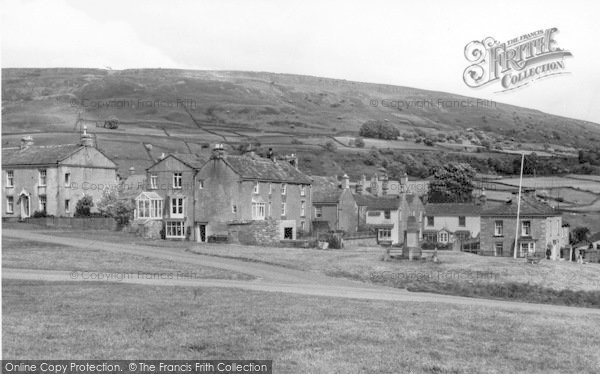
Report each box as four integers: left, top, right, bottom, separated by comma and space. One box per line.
463, 28, 572, 91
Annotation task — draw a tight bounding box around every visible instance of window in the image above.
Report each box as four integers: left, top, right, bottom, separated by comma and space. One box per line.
378, 228, 391, 240
64, 173, 70, 186
458, 216, 466, 226
150, 175, 158, 189
281, 183, 287, 195
495, 242, 503, 256
6, 196, 14, 213
136, 195, 163, 219
281, 202, 286, 216
166, 221, 185, 238
300, 221, 305, 233
6, 170, 14, 187
252, 202, 266, 220
65, 199, 70, 213
520, 242, 535, 257
494, 220, 503, 236
419, 212, 423, 222
39, 196, 47, 212
427, 216, 434, 226
438, 231, 449, 243
522, 221, 531, 236
172, 172, 182, 189
315, 206, 322, 218
232, 205, 237, 214
301, 201, 305, 217
253, 182, 260, 194
424, 232, 437, 242
198, 180, 203, 189
300, 185, 306, 196
269, 183, 273, 195
268, 201, 272, 217
171, 197, 184, 217
384, 210, 391, 219
39, 169, 47, 186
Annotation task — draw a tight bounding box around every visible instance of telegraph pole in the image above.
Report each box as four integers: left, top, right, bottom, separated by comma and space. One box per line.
513, 152, 525, 259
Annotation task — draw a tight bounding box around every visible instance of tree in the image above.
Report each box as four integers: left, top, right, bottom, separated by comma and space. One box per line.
324, 140, 337, 152
427, 162, 476, 203
74, 195, 94, 217
570, 227, 590, 244
359, 120, 399, 140
97, 187, 134, 227
354, 137, 365, 148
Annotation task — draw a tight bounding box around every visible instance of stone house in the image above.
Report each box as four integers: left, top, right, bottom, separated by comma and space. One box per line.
2, 128, 118, 219
422, 203, 482, 245
142, 153, 207, 240
479, 196, 563, 258
142, 145, 312, 243
362, 194, 424, 245
312, 174, 358, 234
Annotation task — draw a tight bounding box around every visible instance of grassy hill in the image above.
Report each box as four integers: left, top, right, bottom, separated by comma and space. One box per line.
3, 68, 599, 176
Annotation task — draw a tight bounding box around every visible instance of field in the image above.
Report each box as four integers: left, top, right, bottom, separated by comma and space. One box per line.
1, 236, 252, 280
28, 228, 600, 293
4, 280, 600, 373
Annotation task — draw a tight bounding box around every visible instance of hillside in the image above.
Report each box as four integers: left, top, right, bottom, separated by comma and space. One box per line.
2, 68, 599, 177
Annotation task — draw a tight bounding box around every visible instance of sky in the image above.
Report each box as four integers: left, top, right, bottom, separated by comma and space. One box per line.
2, 0, 599, 124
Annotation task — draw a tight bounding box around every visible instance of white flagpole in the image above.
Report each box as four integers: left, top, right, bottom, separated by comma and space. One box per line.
513, 152, 525, 259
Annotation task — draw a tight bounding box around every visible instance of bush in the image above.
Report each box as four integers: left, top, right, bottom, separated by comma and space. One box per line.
32, 210, 50, 218
354, 137, 365, 148
74, 195, 94, 217
324, 140, 337, 152
359, 120, 399, 140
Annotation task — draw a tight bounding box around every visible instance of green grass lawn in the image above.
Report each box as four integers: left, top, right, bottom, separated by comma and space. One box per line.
3, 280, 600, 373
1, 236, 252, 281
20, 228, 600, 292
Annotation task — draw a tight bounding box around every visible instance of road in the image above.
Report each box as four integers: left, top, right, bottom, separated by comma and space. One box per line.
3, 229, 600, 316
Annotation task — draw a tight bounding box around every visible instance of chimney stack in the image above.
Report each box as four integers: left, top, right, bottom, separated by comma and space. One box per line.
80, 125, 94, 147
129, 166, 135, 176
381, 174, 389, 195
20, 136, 34, 150
211, 143, 225, 159
342, 173, 350, 189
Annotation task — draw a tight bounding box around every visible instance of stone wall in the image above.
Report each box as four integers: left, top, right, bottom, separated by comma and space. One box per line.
25, 217, 117, 230
228, 219, 281, 246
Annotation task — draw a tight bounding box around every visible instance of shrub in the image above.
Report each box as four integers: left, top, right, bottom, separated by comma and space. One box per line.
354, 137, 365, 148
74, 195, 94, 217
359, 120, 399, 140
324, 140, 337, 152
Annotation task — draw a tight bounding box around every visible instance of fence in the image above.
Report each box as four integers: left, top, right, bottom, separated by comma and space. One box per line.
25, 217, 117, 230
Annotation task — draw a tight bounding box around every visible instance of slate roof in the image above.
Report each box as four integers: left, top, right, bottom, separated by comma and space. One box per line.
2, 144, 83, 166
224, 155, 312, 184
355, 195, 402, 210
481, 196, 558, 217
425, 203, 482, 216
171, 153, 207, 169
588, 232, 600, 242
312, 176, 343, 203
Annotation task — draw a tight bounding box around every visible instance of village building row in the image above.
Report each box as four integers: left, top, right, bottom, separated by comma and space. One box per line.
2, 131, 580, 259
2, 129, 118, 219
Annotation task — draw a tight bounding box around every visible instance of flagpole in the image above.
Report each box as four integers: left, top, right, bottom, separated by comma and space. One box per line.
513, 152, 525, 259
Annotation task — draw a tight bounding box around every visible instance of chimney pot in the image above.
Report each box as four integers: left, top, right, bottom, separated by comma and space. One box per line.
20, 136, 34, 149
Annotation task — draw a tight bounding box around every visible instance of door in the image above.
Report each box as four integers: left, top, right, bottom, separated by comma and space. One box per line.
284, 227, 293, 239
20, 195, 30, 218
195, 224, 207, 243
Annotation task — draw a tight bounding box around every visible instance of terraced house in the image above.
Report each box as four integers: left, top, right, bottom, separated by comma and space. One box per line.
141, 145, 312, 244
480, 196, 564, 258
2, 129, 118, 219
422, 203, 482, 245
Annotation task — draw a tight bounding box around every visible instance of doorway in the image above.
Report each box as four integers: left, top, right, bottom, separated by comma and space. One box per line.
196, 224, 206, 243
20, 195, 30, 218
284, 227, 293, 239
